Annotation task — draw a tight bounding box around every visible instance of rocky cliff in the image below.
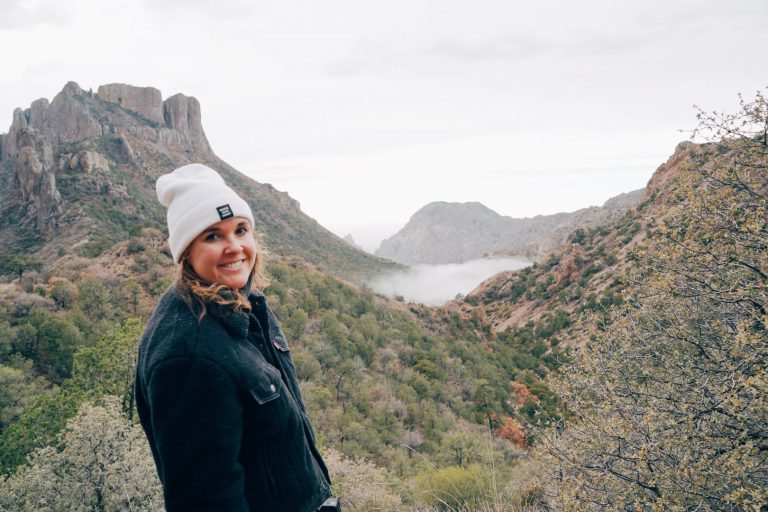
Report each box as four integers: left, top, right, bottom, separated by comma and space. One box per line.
375, 189, 644, 265
0, 82, 395, 280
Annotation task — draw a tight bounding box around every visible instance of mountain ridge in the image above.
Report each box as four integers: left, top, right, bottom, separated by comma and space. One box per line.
375, 188, 644, 265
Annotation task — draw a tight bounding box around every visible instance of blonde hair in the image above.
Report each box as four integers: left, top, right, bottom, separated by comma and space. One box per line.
176, 233, 270, 320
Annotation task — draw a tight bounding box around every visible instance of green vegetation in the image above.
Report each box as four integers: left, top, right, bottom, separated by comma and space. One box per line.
537, 90, 768, 510
0, 244, 555, 508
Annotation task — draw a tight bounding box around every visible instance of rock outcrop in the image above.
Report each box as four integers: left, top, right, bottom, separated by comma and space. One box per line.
2, 82, 102, 160
97, 84, 164, 125
58, 150, 110, 173
644, 141, 701, 202
45, 83, 103, 146
14, 128, 62, 239
162, 93, 211, 153
2, 82, 212, 162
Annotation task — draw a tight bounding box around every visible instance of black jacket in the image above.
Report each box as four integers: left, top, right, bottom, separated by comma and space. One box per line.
135, 286, 331, 512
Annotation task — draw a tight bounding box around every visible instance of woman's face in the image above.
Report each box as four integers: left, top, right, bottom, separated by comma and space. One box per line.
186, 216, 257, 289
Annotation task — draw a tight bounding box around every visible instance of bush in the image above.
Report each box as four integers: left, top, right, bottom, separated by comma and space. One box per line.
324, 447, 403, 511
414, 464, 494, 511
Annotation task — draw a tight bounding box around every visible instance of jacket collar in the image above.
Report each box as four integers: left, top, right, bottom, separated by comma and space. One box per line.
208, 289, 268, 340
172, 274, 267, 340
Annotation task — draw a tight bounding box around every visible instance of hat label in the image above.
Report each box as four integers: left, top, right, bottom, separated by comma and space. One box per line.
216, 204, 234, 220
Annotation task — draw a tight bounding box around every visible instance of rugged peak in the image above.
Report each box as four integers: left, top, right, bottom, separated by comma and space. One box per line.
97, 84, 164, 125
2, 82, 213, 162
62, 81, 84, 95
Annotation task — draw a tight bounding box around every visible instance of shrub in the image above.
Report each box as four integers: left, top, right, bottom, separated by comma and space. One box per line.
414, 464, 494, 511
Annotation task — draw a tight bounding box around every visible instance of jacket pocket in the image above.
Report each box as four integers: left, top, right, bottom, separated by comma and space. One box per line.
248, 375, 280, 405
243, 365, 290, 440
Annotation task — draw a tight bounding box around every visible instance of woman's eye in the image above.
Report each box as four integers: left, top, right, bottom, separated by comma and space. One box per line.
205, 233, 220, 241
236, 226, 249, 235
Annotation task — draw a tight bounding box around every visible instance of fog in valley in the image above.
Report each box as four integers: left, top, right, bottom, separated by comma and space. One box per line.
368, 257, 531, 306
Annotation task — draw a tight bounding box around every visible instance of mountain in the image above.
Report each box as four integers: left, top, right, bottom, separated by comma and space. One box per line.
458, 141, 702, 333
375, 189, 644, 265
0, 82, 397, 281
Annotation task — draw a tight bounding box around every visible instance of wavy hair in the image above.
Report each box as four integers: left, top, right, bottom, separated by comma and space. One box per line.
176, 233, 270, 320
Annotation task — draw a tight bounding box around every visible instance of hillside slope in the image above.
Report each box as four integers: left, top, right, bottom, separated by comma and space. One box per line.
457, 141, 705, 334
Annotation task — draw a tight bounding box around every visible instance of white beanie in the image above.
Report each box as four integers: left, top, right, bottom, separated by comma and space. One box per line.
156, 164, 255, 263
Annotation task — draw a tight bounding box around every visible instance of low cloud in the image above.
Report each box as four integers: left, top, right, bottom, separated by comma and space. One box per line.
367, 257, 530, 306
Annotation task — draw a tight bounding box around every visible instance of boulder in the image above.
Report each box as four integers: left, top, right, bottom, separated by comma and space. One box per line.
97, 83, 164, 125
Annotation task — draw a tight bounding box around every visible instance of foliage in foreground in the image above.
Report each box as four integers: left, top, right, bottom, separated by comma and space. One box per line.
0, 397, 163, 512
0, 318, 142, 474
541, 91, 768, 510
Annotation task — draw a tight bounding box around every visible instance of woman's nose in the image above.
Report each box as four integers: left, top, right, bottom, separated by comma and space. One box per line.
223, 236, 242, 254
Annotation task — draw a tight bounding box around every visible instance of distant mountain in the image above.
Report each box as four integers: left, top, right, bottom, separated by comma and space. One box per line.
460, 141, 703, 333
342, 233, 363, 250
375, 190, 644, 265
0, 82, 397, 281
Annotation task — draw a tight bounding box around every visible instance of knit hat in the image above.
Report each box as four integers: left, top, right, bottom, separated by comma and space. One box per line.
156, 164, 255, 263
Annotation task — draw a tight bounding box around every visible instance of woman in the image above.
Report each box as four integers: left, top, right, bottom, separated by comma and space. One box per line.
135, 164, 333, 512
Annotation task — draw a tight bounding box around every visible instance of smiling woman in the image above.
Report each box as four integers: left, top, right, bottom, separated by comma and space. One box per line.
186, 218, 257, 290
134, 164, 336, 512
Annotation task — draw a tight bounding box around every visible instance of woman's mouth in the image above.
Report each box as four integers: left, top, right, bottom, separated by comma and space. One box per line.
218, 259, 245, 269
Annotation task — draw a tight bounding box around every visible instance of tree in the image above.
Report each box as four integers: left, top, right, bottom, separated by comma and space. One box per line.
0, 319, 142, 474
0, 255, 43, 280
496, 416, 528, 450
0, 397, 163, 511
541, 91, 768, 510
0, 363, 54, 431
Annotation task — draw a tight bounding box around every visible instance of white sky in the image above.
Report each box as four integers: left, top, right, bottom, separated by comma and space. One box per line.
1, 0, 766, 251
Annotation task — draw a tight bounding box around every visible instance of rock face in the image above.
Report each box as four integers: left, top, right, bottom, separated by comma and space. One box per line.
162, 93, 211, 153
2, 82, 211, 162
14, 128, 62, 239
97, 84, 164, 125
2, 82, 102, 160
376, 190, 645, 265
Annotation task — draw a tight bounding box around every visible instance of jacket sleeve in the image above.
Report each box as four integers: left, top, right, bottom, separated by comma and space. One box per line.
146, 356, 247, 511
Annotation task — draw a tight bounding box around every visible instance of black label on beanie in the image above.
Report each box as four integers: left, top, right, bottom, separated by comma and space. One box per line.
217, 204, 234, 220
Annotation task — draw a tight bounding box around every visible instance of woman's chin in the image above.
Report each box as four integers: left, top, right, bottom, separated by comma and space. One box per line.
215, 273, 249, 290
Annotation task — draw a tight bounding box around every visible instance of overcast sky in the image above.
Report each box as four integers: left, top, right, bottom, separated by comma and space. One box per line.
1, 0, 766, 251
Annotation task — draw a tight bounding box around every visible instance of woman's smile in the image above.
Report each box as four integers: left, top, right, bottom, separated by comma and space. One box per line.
219, 259, 246, 269
186, 216, 257, 289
